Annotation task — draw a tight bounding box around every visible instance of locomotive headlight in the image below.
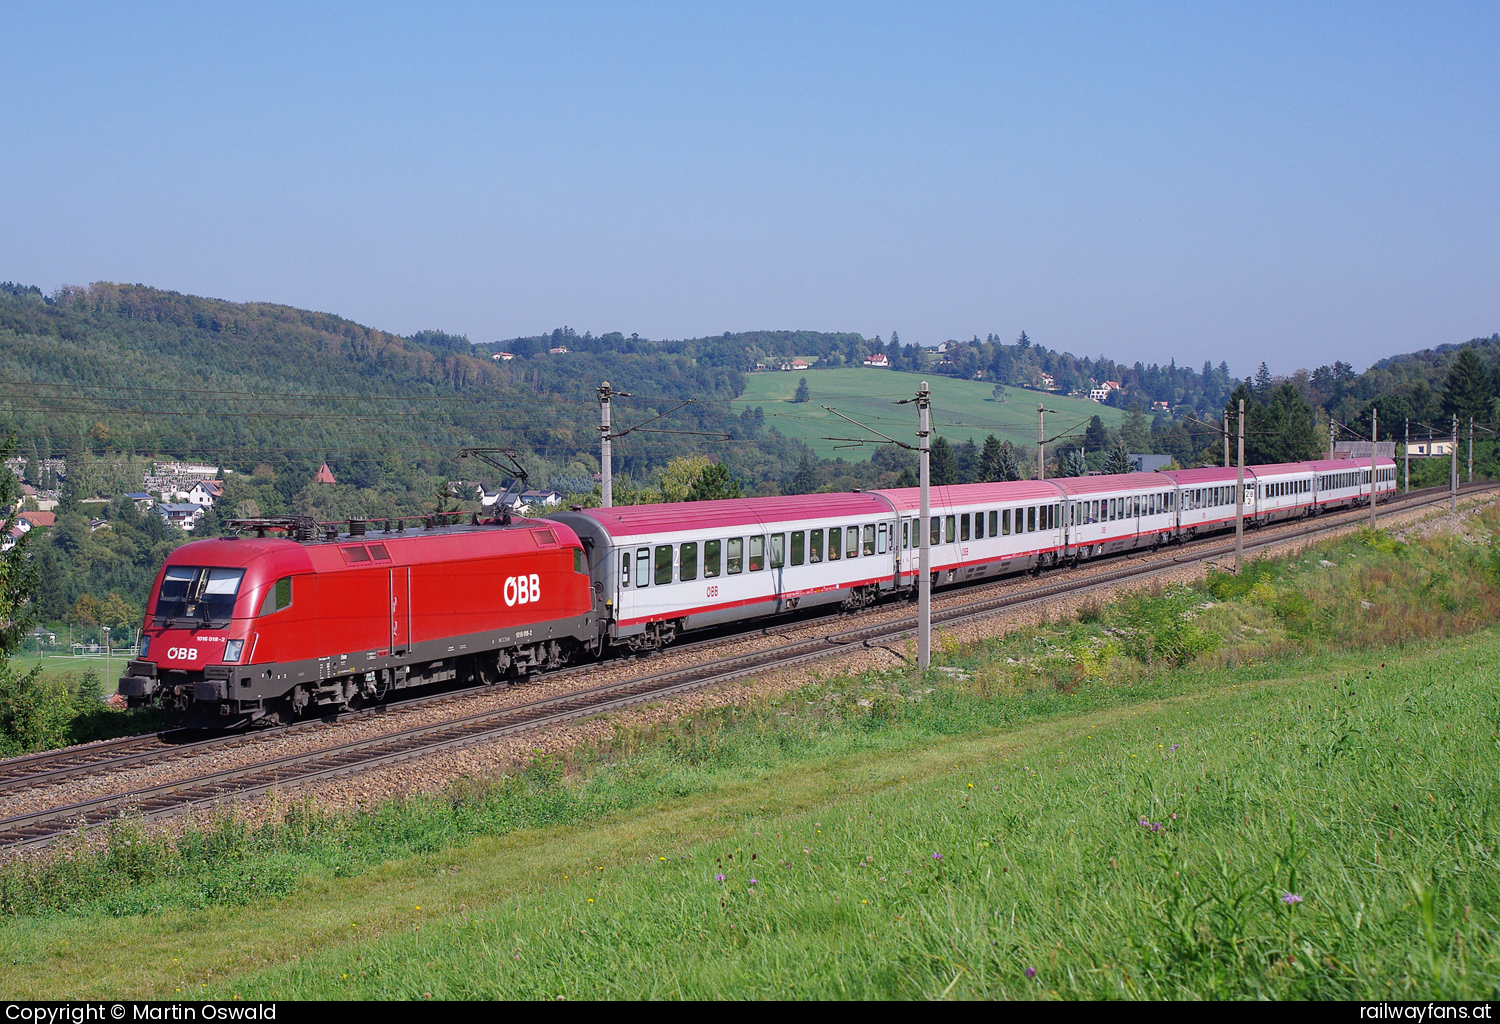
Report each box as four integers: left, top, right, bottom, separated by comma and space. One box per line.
223, 639, 244, 663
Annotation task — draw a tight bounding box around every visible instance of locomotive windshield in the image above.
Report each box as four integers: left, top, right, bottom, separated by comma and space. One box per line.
153, 566, 246, 625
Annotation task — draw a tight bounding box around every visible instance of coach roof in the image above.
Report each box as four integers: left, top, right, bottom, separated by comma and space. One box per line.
1048, 472, 1177, 498
563, 492, 896, 538
870, 480, 1063, 512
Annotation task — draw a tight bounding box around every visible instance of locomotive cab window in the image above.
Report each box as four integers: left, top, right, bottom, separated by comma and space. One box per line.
727, 537, 744, 574
704, 539, 722, 578
749, 536, 766, 571
680, 542, 698, 581
574, 547, 587, 574
258, 577, 293, 616
155, 566, 245, 624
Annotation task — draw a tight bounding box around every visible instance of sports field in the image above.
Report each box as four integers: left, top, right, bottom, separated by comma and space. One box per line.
735, 368, 1127, 461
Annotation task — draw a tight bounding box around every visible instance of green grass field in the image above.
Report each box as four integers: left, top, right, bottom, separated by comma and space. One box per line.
2, 516, 1497, 999
735, 368, 1128, 461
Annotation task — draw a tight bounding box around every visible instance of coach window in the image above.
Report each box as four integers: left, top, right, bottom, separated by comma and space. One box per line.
960, 513, 970, 542
863, 524, 876, 556
769, 533, 785, 569
1025, 506, 1034, 532
258, 577, 293, 616
940, 516, 952, 544
901, 521, 909, 549
655, 545, 673, 586
828, 527, 841, 560
791, 531, 805, 566
878, 523, 889, 554
749, 536, 765, 572
844, 525, 859, 558
727, 537, 744, 574
704, 539, 722, 578
999, 509, 1009, 535
810, 528, 823, 562
635, 547, 651, 588
988, 510, 998, 536
681, 542, 699, 582
621, 552, 631, 587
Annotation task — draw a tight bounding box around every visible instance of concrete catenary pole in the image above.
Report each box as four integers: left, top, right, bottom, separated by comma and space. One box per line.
1370, 407, 1378, 531
1404, 418, 1410, 494
1235, 399, 1245, 573
918, 382, 932, 671
597, 381, 613, 508
1224, 416, 1230, 469
1452, 414, 1459, 514
1329, 420, 1336, 461
1469, 417, 1474, 484
1036, 403, 1046, 481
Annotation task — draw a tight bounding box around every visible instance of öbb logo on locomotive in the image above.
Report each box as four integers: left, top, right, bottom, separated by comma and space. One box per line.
117, 456, 1396, 730
504, 573, 541, 607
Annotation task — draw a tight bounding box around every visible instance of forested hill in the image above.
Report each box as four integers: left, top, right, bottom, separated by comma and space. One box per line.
0, 282, 845, 505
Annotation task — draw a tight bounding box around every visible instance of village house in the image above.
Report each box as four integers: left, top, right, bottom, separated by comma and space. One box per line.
185, 480, 223, 507
491, 351, 516, 361
157, 503, 206, 530
863, 353, 890, 367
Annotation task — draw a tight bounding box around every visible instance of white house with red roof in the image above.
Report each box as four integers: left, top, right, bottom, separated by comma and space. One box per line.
862, 353, 890, 367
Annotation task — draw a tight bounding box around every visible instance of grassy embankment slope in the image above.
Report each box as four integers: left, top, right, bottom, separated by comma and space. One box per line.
1, 512, 1497, 999
736, 369, 1127, 461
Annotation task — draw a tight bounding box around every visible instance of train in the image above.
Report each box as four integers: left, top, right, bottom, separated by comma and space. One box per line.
119, 455, 1396, 728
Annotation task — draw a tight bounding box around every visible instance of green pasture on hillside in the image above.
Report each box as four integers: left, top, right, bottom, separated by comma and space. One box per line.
735, 368, 1128, 460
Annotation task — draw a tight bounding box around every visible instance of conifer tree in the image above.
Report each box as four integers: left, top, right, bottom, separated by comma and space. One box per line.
1442, 348, 1492, 424
1104, 438, 1133, 475
792, 377, 811, 403
930, 436, 957, 486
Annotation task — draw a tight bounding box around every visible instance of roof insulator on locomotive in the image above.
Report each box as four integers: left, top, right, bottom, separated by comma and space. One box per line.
324, 525, 338, 542
349, 518, 366, 537
424, 514, 438, 530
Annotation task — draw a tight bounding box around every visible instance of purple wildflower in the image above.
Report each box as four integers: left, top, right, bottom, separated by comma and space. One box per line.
748, 878, 757, 886
715, 873, 726, 882
1025, 967, 1037, 978
1170, 744, 1181, 752
932, 853, 943, 861
1281, 892, 1303, 904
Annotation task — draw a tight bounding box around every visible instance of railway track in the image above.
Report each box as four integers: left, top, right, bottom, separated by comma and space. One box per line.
0, 481, 1486, 851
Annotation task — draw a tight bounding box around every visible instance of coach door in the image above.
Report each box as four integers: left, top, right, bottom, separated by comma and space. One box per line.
390, 566, 410, 653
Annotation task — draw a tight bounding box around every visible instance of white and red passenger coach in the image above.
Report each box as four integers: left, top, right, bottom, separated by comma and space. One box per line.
550, 456, 1395, 652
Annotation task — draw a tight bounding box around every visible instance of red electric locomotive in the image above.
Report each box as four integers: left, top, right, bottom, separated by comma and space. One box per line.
118, 517, 600, 728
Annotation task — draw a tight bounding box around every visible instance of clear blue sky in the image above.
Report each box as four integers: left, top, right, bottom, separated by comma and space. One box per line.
2, 2, 1496, 375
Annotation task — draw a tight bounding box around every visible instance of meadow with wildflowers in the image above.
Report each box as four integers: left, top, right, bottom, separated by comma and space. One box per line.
1, 511, 1498, 999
